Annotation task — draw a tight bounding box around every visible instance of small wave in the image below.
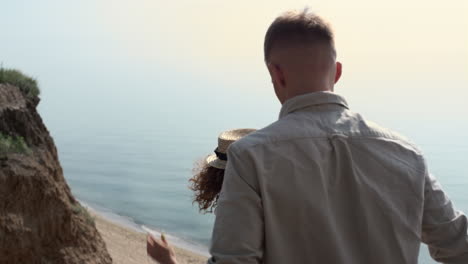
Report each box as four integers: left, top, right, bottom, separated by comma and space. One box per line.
78, 199, 210, 257
142, 225, 210, 257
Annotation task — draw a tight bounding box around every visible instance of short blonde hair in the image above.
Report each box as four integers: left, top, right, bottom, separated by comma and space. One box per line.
264, 10, 336, 62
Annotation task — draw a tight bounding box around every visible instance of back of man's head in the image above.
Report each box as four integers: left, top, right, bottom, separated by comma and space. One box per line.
264, 10, 336, 63
264, 10, 341, 103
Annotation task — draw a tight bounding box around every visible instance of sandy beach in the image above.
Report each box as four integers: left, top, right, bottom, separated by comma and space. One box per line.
92, 212, 207, 264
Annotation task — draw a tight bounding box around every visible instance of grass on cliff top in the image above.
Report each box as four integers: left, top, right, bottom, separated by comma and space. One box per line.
72, 203, 95, 226
0, 133, 32, 155
0, 67, 40, 98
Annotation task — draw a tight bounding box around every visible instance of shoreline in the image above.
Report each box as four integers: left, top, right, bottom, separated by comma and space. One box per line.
92, 211, 207, 264
80, 201, 209, 263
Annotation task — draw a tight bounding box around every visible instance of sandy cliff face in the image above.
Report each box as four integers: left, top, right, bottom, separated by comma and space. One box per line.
0, 84, 112, 264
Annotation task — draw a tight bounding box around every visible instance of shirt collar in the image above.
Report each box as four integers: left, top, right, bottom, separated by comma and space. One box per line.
279, 91, 349, 119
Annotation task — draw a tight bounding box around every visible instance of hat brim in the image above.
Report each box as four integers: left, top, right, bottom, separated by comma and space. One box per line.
206, 154, 226, 169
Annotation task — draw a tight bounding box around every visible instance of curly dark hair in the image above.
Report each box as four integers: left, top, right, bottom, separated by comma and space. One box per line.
189, 160, 225, 214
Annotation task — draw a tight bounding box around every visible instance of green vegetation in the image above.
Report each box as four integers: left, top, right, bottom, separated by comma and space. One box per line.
71, 203, 95, 226
0, 66, 40, 98
0, 133, 31, 155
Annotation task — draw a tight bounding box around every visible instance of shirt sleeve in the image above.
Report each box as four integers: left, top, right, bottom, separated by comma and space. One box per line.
207, 143, 264, 264
421, 170, 468, 263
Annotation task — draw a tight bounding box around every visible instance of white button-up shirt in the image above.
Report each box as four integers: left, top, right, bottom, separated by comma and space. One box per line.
207, 91, 468, 264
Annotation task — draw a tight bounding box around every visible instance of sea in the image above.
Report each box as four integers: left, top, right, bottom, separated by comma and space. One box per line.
36, 66, 468, 264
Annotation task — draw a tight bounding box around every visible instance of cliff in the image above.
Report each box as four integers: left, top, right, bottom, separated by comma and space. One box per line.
0, 83, 112, 263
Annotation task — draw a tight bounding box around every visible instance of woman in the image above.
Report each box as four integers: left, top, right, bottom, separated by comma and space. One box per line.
146, 128, 256, 264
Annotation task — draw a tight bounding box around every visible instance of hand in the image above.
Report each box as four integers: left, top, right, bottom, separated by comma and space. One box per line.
146, 233, 178, 264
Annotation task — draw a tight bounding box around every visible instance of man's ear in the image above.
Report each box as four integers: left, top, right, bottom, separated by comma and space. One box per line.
267, 62, 287, 104
334, 62, 342, 84
267, 63, 286, 87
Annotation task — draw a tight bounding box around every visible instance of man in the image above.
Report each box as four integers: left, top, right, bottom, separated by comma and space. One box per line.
147, 10, 468, 264
207, 10, 468, 264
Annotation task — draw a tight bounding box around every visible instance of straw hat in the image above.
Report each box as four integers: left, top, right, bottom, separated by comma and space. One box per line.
206, 128, 257, 169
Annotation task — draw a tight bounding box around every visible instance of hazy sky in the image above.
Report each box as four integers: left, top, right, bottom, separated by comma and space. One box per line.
1, 0, 467, 132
